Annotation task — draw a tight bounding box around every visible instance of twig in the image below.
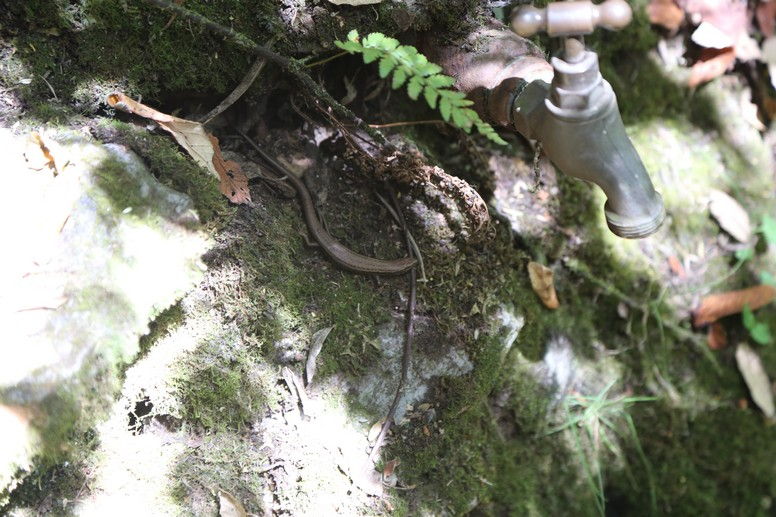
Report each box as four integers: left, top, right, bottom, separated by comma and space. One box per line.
143, 0, 388, 145
374, 191, 427, 283
39, 74, 58, 101
369, 120, 445, 128
305, 50, 348, 68
369, 185, 417, 462
201, 54, 268, 124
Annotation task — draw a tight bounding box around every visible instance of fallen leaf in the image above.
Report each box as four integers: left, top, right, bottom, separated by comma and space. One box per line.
688, 47, 735, 87
107, 93, 250, 204
735, 343, 775, 418
707, 321, 728, 349
26, 132, 58, 174
209, 135, 251, 204
668, 255, 687, 278
382, 458, 399, 486
756, 0, 776, 37
305, 325, 333, 385
527, 261, 559, 309
708, 189, 752, 242
648, 0, 686, 32
218, 489, 248, 517
383, 458, 400, 478
693, 284, 776, 326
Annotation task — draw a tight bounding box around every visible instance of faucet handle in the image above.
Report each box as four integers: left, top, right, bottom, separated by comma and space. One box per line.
511, 0, 632, 38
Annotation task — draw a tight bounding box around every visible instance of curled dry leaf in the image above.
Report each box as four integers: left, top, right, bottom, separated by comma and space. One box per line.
707, 321, 728, 350
218, 489, 248, 517
647, 0, 685, 32
527, 261, 559, 309
688, 47, 735, 87
708, 189, 752, 242
107, 93, 250, 204
693, 284, 776, 326
735, 343, 775, 418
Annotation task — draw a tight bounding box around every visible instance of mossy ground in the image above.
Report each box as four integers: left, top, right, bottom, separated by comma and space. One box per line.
2, 0, 776, 515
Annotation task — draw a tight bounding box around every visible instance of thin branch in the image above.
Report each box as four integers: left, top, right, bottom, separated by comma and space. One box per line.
369, 185, 417, 462
201, 54, 267, 124
305, 50, 348, 68
369, 119, 445, 128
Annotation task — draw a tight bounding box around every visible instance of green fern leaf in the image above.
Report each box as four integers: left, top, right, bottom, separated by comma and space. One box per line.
392, 68, 407, 89
427, 74, 456, 88
423, 86, 439, 109
407, 76, 424, 100
381, 37, 400, 51
439, 98, 452, 122
451, 108, 471, 130
379, 55, 397, 78
364, 32, 385, 47
362, 48, 381, 64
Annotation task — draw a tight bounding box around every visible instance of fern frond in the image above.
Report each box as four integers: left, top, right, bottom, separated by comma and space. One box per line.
335, 30, 507, 145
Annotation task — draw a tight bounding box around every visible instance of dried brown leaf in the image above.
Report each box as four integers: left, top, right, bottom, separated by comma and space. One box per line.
208, 134, 251, 204
668, 255, 686, 278
688, 47, 735, 87
693, 284, 776, 326
528, 262, 559, 309
648, 0, 686, 32
383, 458, 400, 478
107, 93, 250, 204
707, 321, 728, 349
27, 132, 58, 173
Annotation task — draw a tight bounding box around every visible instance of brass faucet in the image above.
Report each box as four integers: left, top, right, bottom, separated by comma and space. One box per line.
508, 0, 665, 238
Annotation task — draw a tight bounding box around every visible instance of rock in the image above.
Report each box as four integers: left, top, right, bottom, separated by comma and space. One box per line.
0, 128, 208, 499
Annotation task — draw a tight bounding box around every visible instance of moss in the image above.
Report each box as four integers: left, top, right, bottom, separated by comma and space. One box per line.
177, 364, 261, 431
608, 405, 776, 515
93, 118, 233, 224
138, 302, 186, 356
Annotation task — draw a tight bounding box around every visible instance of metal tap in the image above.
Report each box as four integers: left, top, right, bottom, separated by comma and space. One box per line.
509, 0, 665, 238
